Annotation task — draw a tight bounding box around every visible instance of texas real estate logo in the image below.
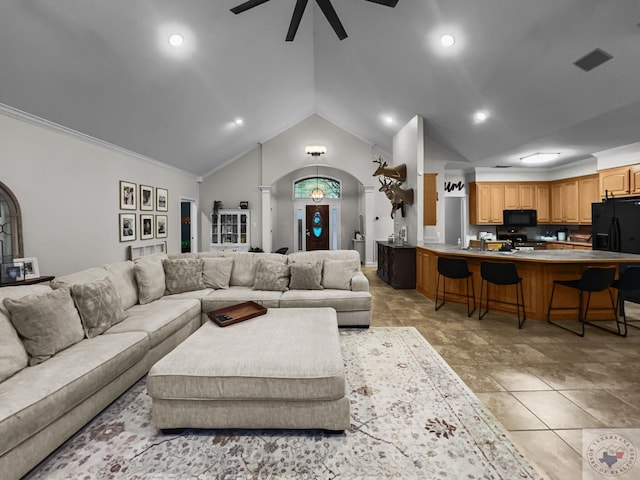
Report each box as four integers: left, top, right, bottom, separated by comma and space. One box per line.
583, 430, 638, 478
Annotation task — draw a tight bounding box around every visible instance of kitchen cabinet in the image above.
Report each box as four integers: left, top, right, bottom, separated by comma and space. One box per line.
599, 166, 631, 198
550, 179, 579, 224
423, 173, 437, 225
578, 174, 599, 224
535, 184, 551, 223
504, 183, 536, 210
211, 209, 250, 251
469, 183, 504, 224
631, 165, 640, 195
377, 241, 416, 289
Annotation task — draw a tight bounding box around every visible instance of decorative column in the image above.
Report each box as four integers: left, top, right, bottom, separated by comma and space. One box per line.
260, 185, 272, 253
363, 185, 376, 265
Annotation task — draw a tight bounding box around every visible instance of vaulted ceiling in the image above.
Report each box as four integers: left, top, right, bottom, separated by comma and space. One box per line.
1, 0, 639, 177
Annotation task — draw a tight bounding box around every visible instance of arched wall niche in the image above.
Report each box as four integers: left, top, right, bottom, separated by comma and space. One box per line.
0, 180, 24, 263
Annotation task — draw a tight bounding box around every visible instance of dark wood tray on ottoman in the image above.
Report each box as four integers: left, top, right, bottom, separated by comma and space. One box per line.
207, 301, 267, 327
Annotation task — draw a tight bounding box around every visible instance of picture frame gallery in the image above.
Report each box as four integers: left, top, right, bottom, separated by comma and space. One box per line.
119, 181, 169, 242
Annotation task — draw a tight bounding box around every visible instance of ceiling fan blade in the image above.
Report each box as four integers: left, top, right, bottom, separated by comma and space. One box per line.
230, 0, 271, 15
364, 0, 399, 6
316, 0, 348, 40
286, 0, 310, 42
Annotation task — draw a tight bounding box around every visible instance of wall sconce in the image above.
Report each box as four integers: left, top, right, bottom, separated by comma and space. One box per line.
305, 145, 327, 156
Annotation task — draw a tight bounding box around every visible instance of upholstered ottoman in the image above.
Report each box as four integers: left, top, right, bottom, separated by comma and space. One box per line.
147, 307, 350, 431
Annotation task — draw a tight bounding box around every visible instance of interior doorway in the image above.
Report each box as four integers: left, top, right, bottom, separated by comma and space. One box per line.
305, 204, 329, 250
444, 197, 463, 246
180, 198, 198, 253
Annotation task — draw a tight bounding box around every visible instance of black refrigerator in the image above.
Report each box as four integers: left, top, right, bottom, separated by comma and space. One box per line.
592, 197, 640, 254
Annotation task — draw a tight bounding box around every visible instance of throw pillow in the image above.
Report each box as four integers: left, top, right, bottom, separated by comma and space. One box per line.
322, 259, 359, 290
3, 288, 85, 366
71, 277, 125, 338
202, 257, 234, 289
0, 312, 29, 381
253, 259, 290, 292
134, 254, 168, 304
289, 262, 323, 290
163, 258, 205, 294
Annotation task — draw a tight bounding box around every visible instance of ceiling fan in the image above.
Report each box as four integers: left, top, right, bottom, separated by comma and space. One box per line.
231, 0, 399, 41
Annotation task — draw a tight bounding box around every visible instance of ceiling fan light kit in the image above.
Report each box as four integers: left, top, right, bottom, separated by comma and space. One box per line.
231, 0, 398, 42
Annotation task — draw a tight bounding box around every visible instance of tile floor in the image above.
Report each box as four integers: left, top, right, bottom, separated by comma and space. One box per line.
364, 266, 640, 480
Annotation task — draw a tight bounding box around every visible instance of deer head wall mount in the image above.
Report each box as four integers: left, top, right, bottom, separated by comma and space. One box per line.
373, 156, 413, 218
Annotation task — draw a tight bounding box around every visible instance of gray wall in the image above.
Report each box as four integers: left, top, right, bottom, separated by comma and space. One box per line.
0, 111, 200, 276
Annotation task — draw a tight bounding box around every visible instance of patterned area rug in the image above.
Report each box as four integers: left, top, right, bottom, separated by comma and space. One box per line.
26, 327, 541, 479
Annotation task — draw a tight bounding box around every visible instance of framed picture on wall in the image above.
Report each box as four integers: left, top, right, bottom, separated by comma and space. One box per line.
140, 185, 154, 211
1, 262, 24, 283
119, 213, 136, 242
13, 257, 39, 280
140, 214, 154, 240
155, 215, 168, 238
119, 181, 137, 210
156, 188, 168, 212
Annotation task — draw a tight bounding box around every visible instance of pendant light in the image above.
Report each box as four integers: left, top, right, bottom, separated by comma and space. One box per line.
306, 145, 327, 202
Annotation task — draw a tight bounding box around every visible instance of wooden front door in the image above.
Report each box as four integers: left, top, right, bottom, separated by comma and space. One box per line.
305, 205, 329, 251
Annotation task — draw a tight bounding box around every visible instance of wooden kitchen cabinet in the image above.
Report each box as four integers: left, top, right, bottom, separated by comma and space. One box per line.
631, 165, 640, 195
535, 184, 550, 223
551, 179, 579, 224
423, 173, 437, 225
578, 174, 599, 224
504, 183, 536, 210
377, 241, 416, 289
599, 166, 631, 198
469, 183, 504, 224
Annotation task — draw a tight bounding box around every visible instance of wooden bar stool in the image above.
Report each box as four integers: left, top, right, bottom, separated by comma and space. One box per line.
479, 261, 526, 329
435, 256, 476, 317
547, 267, 617, 337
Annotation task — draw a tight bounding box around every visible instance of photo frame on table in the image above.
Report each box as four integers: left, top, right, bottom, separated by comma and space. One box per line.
2, 261, 24, 283
13, 257, 39, 280
119, 213, 136, 242
155, 215, 168, 238
140, 214, 154, 240
156, 188, 168, 212
140, 185, 154, 211
119, 181, 137, 210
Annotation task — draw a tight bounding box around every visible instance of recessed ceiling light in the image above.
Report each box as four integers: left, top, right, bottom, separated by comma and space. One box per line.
520, 152, 560, 164
234, 118, 244, 126
440, 34, 455, 47
473, 111, 489, 123
383, 116, 394, 125
168, 33, 184, 47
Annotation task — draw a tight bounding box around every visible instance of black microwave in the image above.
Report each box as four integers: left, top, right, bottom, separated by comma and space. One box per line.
503, 209, 537, 227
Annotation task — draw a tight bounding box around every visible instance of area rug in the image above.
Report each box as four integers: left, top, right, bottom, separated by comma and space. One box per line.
25, 327, 541, 479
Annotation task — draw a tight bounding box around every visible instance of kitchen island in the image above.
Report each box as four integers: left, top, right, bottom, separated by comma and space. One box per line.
416, 244, 640, 321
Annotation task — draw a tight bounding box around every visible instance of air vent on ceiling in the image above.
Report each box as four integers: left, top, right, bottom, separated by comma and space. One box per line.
493, 165, 512, 168
574, 48, 613, 72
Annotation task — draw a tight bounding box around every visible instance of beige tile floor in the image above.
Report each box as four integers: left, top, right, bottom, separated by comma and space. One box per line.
364, 266, 640, 480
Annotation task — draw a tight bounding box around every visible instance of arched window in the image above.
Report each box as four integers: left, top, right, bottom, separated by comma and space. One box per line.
0, 181, 24, 266
293, 177, 341, 199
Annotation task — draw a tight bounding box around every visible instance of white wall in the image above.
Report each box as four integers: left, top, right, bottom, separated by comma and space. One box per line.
594, 142, 640, 170
0, 110, 200, 276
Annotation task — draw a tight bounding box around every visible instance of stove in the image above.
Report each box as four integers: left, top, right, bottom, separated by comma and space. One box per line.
496, 227, 547, 250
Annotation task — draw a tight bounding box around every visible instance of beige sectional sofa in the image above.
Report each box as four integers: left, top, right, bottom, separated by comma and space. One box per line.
0, 249, 370, 480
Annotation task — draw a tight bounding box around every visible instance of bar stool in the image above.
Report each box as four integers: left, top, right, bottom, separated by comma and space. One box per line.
611, 266, 640, 335
479, 261, 526, 328
547, 267, 617, 337
435, 257, 476, 316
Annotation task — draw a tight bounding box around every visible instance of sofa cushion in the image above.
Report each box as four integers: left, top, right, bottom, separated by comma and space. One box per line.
0, 312, 28, 382
202, 257, 233, 289
253, 259, 290, 292
201, 287, 283, 312
322, 258, 359, 290
105, 298, 200, 348
3, 288, 85, 366
71, 277, 125, 338
134, 253, 168, 305
279, 289, 371, 312
0, 330, 148, 458
104, 260, 139, 309
50, 267, 110, 290
163, 258, 204, 294
289, 262, 323, 290
288, 249, 361, 265
229, 253, 287, 287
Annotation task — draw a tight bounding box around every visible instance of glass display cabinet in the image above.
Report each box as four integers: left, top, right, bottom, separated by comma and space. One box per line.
211, 209, 250, 251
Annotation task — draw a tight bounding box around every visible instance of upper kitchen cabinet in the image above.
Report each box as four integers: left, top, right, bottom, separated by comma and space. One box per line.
551, 179, 579, 224
578, 174, 599, 224
535, 184, 550, 223
469, 183, 504, 224
423, 173, 437, 226
631, 165, 640, 196
504, 183, 536, 210
599, 165, 631, 198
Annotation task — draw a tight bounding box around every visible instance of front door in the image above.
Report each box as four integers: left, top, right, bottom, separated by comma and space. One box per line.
305, 205, 329, 251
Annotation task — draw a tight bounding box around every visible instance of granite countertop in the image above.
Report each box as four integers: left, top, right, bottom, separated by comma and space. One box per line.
377, 241, 416, 249
418, 243, 640, 263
